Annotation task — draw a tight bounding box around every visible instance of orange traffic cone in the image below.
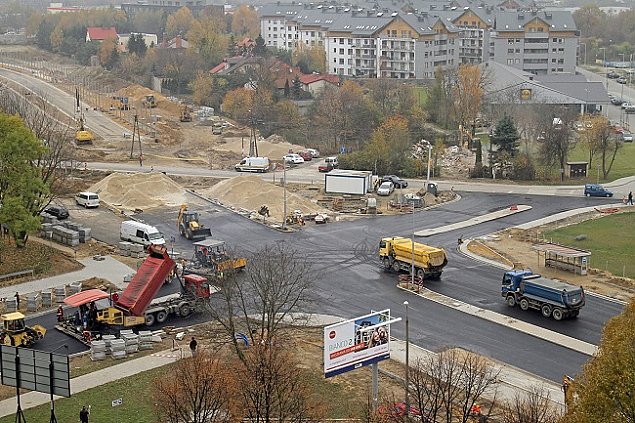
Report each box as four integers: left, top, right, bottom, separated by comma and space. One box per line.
510, 204, 518, 211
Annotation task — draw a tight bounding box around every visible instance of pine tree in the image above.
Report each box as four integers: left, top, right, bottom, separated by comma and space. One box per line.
490, 114, 520, 157
291, 75, 302, 99
253, 34, 266, 56
284, 79, 290, 98
228, 34, 237, 57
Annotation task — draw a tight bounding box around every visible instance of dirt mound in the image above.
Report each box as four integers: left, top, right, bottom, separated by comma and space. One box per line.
201, 175, 327, 223
116, 84, 182, 116
89, 172, 187, 210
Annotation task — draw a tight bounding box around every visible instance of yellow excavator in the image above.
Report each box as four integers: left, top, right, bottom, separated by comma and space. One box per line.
142, 95, 157, 108
177, 204, 212, 241
75, 88, 93, 144
180, 105, 192, 122
0, 312, 46, 347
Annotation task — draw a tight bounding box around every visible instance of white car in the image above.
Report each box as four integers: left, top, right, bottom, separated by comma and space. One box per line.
282, 154, 304, 164
376, 181, 394, 196
306, 148, 320, 158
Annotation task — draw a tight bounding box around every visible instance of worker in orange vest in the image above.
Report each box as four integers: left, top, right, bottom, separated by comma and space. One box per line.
56, 305, 64, 322
470, 404, 482, 417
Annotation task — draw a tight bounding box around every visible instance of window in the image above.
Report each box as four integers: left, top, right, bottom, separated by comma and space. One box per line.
515, 48, 520, 53
333, 48, 337, 53
333, 58, 337, 63
552, 58, 556, 63
348, 49, 353, 54
516, 39, 521, 42
508, 48, 514, 53
339, 48, 344, 54
557, 68, 563, 72
552, 37, 557, 42
508, 39, 514, 45
507, 58, 514, 64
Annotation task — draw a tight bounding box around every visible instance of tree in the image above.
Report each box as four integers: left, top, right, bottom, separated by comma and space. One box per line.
565, 299, 635, 423
283, 79, 290, 98
127, 33, 147, 57
589, 116, 623, 179
536, 107, 576, 181
452, 65, 486, 147
49, 25, 64, 53
501, 386, 561, 423
0, 114, 47, 247
188, 15, 228, 68
491, 114, 520, 158
291, 75, 302, 99
204, 243, 314, 363
131, 9, 165, 34
153, 352, 234, 423
98, 36, 117, 67
228, 34, 237, 57
191, 71, 214, 106
427, 66, 453, 129
233, 343, 324, 423
253, 34, 266, 56
166, 6, 195, 38
231, 5, 259, 38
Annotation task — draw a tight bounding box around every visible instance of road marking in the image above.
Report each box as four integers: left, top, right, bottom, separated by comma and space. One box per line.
397, 285, 598, 356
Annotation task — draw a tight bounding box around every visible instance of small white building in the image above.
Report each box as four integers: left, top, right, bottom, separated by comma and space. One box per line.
117, 33, 158, 52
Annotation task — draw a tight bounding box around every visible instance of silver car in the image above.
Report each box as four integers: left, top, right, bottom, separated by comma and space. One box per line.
376, 181, 394, 196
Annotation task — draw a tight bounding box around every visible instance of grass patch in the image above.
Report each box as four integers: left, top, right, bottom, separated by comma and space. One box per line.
413, 86, 428, 106
543, 212, 635, 279
568, 142, 635, 183
0, 365, 168, 423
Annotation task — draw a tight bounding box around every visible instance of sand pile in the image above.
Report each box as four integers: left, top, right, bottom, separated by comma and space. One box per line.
89, 172, 187, 210
116, 84, 182, 116
201, 175, 328, 223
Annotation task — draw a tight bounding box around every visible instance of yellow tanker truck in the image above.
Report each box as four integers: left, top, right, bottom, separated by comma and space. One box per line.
379, 237, 448, 280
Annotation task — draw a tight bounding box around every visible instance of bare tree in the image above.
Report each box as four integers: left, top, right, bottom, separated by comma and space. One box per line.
233, 343, 324, 423
501, 386, 561, 423
205, 243, 315, 362
153, 352, 234, 423
536, 106, 577, 181
410, 349, 499, 423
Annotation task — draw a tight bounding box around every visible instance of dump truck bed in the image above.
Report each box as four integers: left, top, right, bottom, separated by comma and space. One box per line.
115, 247, 176, 316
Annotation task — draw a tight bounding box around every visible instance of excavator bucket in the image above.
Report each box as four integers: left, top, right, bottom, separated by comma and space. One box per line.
190, 227, 211, 241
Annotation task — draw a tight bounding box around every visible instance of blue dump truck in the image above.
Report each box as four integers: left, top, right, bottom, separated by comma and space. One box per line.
501, 270, 585, 320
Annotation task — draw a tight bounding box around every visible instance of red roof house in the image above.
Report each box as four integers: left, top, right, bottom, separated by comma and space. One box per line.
86, 27, 118, 43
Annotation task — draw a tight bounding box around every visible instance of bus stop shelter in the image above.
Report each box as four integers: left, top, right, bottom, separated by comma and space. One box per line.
532, 243, 591, 275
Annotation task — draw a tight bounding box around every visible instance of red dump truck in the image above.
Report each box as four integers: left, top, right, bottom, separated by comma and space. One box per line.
57, 245, 216, 343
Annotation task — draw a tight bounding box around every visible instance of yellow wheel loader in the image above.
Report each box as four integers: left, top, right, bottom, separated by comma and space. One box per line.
0, 312, 46, 347
177, 204, 212, 241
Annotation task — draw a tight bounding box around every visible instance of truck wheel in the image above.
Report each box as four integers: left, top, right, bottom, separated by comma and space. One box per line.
179, 304, 192, 317
392, 260, 400, 273
156, 310, 168, 323
506, 296, 516, 307
145, 313, 156, 326
383, 258, 391, 270
552, 308, 564, 321
416, 269, 425, 280
541, 304, 552, 318
519, 298, 529, 311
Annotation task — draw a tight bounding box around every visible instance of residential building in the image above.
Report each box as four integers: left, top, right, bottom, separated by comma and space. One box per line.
449, 7, 495, 64
85, 27, 118, 43
157, 36, 190, 49
491, 10, 578, 75
117, 33, 158, 52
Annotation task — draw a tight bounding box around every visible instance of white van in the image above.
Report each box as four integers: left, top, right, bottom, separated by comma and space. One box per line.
75, 191, 100, 208
120, 221, 166, 246
235, 156, 270, 173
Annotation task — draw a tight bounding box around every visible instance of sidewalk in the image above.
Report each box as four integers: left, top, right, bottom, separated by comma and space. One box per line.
415, 205, 531, 237
1, 256, 134, 300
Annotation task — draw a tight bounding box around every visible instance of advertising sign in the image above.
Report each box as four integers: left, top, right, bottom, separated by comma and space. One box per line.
0, 345, 70, 397
323, 310, 392, 378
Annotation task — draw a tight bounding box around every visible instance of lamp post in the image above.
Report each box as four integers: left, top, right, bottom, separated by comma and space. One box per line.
282, 162, 288, 230
411, 202, 415, 286
421, 139, 433, 188
403, 300, 410, 416
600, 47, 608, 89
630, 53, 634, 85
619, 53, 625, 65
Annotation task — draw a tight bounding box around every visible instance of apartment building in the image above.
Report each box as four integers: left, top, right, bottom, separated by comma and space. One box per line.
491, 10, 578, 75
449, 7, 494, 64
259, 4, 304, 50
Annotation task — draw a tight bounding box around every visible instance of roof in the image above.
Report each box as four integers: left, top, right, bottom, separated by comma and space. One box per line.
1, 312, 25, 320
86, 27, 118, 41
210, 62, 227, 74
64, 289, 110, 307
193, 239, 226, 248
299, 74, 340, 85
494, 10, 576, 32
532, 243, 591, 258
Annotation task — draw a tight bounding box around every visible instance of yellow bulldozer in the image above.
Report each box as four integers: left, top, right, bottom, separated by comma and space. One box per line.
177, 204, 212, 241
0, 312, 46, 347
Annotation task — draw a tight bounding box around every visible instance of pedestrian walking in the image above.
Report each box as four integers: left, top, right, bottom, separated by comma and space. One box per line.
139, 154, 144, 167
628, 191, 633, 205
189, 336, 197, 357
56, 305, 64, 322
79, 405, 90, 423
14, 292, 19, 309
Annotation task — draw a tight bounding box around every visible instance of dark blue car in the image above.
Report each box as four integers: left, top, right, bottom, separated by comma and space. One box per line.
584, 184, 613, 197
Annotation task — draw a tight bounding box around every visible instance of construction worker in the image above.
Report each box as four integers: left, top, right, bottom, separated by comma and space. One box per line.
189, 337, 197, 357
56, 305, 64, 322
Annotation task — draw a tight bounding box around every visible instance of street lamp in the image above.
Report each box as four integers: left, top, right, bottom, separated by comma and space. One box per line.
619, 53, 625, 66
403, 300, 410, 416
411, 202, 415, 286
600, 47, 608, 89
630, 53, 634, 85
421, 139, 433, 188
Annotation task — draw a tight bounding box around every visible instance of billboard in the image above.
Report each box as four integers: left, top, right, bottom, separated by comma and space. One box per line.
0, 346, 70, 397
323, 309, 393, 378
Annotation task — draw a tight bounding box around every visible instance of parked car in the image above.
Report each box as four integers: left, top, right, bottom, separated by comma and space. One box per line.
607, 71, 620, 79
376, 181, 395, 196
584, 183, 613, 197
574, 122, 585, 132
381, 175, 408, 188
298, 151, 313, 161
306, 148, 320, 158
626, 105, 635, 114
611, 97, 625, 106
622, 132, 633, 142
621, 102, 632, 109
318, 156, 339, 172
44, 206, 69, 220
282, 153, 304, 164
617, 77, 628, 84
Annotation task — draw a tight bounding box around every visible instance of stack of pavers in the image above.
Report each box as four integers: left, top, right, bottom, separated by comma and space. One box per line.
26, 293, 42, 312
41, 291, 53, 308
120, 330, 139, 354
51, 225, 79, 247
40, 218, 91, 246
54, 286, 67, 303
110, 338, 127, 359
119, 241, 132, 257
67, 282, 82, 295
138, 330, 154, 350
129, 243, 145, 259
5, 298, 18, 313
102, 334, 116, 358
90, 340, 107, 361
